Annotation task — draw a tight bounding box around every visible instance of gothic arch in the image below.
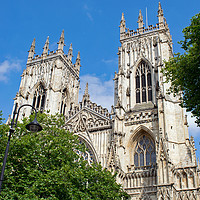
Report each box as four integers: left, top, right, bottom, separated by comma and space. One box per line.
60, 87, 71, 115
32, 80, 47, 92
128, 126, 156, 167
133, 57, 153, 72
32, 81, 47, 112
128, 125, 155, 147
76, 133, 99, 164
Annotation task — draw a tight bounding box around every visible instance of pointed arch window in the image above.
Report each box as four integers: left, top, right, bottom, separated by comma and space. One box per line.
60, 88, 69, 115
135, 61, 152, 103
75, 137, 97, 166
134, 134, 156, 167
32, 84, 46, 112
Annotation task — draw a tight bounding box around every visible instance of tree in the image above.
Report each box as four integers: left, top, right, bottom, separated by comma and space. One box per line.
162, 13, 200, 126
0, 113, 129, 199
0, 111, 4, 125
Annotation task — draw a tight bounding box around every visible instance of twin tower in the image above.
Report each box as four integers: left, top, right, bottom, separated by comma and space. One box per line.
12, 3, 200, 200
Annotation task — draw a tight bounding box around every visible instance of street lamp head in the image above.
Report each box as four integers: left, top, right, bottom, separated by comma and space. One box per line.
26, 118, 42, 132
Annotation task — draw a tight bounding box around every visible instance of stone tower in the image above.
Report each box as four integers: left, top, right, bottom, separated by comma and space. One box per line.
12, 30, 81, 121
111, 2, 199, 199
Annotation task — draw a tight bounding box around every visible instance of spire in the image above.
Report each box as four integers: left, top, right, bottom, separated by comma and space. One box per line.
27, 38, 35, 62
57, 30, 65, 54
120, 12, 126, 34
42, 36, 49, 57
75, 51, 81, 74
67, 43, 73, 61
137, 10, 144, 30
157, 2, 164, 27
82, 82, 90, 103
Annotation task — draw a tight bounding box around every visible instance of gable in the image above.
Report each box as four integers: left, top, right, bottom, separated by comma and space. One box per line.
65, 107, 112, 133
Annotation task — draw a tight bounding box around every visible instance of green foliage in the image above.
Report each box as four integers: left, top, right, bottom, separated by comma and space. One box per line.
0, 112, 129, 199
0, 111, 4, 125
162, 13, 200, 126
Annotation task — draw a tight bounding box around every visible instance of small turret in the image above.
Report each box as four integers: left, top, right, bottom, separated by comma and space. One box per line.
27, 38, 35, 62
67, 43, 73, 62
82, 83, 90, 106
137, 10, 144, 32
57, 30, 65, 54
75, 51, 81, 74
120, 13, 126, 34
42, 36, 49, 57
157, 2, 164, 27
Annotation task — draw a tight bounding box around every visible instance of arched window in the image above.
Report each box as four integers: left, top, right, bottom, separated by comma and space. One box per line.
32, 84, 46, 112
135, 61, 152, 103
134, 134, 156, 167
60, 88, 69, 115
75, 138, 97, 166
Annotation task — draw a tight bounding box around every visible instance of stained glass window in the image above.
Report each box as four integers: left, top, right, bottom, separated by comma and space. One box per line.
134, 135, 156, 167
32, 84, 46, 112
76, 138, 97, 165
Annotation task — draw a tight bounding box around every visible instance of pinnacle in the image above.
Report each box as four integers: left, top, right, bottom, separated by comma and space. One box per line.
121, 12, 125, 21
69, 43, 73, 50
158, 2, 162, 10
139, 10, 142, 16
32, 38, 36, 47
84, 82, 89, 95
28, 38, 36, 53
61, 29, 64, 38
138, 10, 143, 19
77, 51, 80, 60
59, 30, 64, 42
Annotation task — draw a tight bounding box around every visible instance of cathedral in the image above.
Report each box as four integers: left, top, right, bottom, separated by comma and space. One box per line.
11, 3, 200, 200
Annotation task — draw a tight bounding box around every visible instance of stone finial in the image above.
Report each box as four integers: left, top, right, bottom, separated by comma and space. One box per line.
120, 12, 126, 33
27, 38, 35, 62
82, 82, 90, 104
68, 43, 73, 61
137, 10, 144, 34
137, 10, 144, 30
75, 51, 81, 73
84, 82, 89, 96
157, 2, 164, 27
57, 30, 65, 54
42, 36, 49, 57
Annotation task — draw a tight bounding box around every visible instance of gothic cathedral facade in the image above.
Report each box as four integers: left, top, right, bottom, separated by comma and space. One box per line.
12, 3, 199, 200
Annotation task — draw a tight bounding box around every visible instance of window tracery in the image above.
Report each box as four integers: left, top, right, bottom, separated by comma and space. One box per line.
135, 61, 152, 103
32, 84, 46, 112
60, 88, 68, 115
75, 138, 97, 165
134, 134, 156, 167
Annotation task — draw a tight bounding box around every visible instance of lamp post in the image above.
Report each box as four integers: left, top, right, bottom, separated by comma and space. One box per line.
0, 104, 42, 193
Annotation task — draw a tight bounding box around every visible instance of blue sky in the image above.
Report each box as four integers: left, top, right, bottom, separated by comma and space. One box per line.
0, 0, 199, 156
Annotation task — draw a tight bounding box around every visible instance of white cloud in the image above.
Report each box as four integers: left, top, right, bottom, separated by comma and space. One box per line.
83, 4, 93, 22
79, 74, 114, 111
0, 60, 22, 82
102, 58, 118, 65
86, 12, 93, 22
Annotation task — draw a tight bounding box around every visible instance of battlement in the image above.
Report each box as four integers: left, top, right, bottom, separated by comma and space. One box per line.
120, 22, 168, 40
26, 31, 81, 75
120, 2, 168, 40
